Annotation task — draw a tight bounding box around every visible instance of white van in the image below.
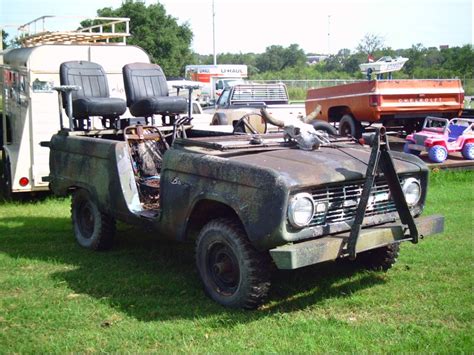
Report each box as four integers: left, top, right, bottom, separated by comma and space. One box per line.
1, 17, 150, 195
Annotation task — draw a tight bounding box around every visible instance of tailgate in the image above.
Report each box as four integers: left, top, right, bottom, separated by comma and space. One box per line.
377, 79, 464, 113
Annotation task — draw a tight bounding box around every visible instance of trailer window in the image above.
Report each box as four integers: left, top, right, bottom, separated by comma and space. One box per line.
32, 78, 53, 93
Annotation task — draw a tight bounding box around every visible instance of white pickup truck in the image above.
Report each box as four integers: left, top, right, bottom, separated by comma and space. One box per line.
210, 83, 309, 133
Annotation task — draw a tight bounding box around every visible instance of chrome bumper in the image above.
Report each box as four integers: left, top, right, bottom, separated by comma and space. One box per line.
269, 214, 444, 270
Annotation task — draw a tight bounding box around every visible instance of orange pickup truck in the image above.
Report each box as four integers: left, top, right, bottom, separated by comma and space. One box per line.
305, 79, 465, 137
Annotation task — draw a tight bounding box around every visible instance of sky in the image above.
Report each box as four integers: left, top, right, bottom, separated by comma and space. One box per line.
0, 0, 472, 55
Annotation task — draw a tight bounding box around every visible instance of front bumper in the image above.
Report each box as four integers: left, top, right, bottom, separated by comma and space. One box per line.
407, 143, 427, 152
269, 214, 444, 269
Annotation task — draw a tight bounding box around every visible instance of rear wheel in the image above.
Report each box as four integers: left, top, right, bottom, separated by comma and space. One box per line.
428, 145, 448, 163
71, 189, 116, 250
211, 112, 228, 126
195, 218, 272, 309
461, 143, 474, 160
357, 243, 400, 271
339, 114, 363, 138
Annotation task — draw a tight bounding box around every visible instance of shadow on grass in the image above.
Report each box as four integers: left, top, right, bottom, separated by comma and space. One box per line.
0, 215, 387, 323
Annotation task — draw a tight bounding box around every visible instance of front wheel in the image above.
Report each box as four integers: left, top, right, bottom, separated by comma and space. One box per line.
403, 142, 421, 156
71, 189, 116, 250
357, 243, 400, 271
428, 145, 448, 163
195, 218, 272, 309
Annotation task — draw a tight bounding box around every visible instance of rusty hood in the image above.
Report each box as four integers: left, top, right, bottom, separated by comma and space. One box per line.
229, 145, 426, 189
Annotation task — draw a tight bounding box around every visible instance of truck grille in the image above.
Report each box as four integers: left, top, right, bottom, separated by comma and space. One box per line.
310, 179, 397, 226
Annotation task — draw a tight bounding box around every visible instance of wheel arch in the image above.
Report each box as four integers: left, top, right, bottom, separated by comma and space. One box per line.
327, 106, 352, 122
185, 198, 244, 241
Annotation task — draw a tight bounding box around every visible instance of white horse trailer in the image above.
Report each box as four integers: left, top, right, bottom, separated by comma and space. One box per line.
0, 17, 150, 195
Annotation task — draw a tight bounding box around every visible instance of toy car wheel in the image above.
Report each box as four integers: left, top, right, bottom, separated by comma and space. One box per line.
71, 189, 116, 250
195, 218, 272, 309
339, 114, 363, 138
428, 145, 448, 163
461, 143, 474, 160
403, 142, 421, 156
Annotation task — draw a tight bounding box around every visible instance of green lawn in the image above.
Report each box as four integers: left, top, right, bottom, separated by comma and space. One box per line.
0, 170, 472, 352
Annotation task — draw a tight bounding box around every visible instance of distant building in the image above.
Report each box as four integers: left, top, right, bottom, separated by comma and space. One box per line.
439, 45, 449, 50
306, 54, 328, 65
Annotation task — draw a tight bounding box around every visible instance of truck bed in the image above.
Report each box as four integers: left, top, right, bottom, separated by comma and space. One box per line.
306, 79, 464, 123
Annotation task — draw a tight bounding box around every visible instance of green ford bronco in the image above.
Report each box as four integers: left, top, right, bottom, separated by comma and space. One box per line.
46, 60, 444, 309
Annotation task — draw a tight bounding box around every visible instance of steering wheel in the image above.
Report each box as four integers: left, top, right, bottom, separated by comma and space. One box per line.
233, 113, 268, 134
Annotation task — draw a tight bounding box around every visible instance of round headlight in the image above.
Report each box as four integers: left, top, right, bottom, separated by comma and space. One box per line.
402, 177, 422, 206
288, 193, 315, 228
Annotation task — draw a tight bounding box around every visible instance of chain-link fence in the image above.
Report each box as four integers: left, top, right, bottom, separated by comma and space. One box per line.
254, 78, 474, 106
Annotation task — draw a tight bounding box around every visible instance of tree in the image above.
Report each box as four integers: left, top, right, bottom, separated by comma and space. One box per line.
87, 0, 193, 76
255, 44, 306, 72
1, 30, 8, 50
356, 33, 384, 57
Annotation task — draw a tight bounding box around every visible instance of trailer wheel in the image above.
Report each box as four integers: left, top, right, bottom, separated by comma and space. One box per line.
357, 243, 400, 271
311, 120, 337, 135
195, 218, 272, 309
71, 189, 116, 251
1, 154, 12, 199
339, 114, 363, 138
461, 143, 474, 160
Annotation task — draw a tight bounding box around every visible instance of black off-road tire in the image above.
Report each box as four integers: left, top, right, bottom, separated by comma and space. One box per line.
357, 243, 400, 271
311, 119, 337, 135
195, 218, 272, 309
339, 114, 363, 138
71, 189, 116, 251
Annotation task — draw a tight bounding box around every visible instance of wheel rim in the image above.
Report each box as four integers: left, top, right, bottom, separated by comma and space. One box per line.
77, 201, 95, 239
436, 148, 446, 161
207, 242, 240, 296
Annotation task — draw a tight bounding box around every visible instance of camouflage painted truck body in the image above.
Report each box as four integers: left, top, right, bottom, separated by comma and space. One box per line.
48, 130, 444, 308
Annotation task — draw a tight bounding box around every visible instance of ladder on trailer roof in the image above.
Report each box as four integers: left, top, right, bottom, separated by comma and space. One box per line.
17, 16, 130, 47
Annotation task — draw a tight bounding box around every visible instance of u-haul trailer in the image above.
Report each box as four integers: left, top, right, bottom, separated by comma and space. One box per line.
0, 16, 150, 196
185, 64, 248, 104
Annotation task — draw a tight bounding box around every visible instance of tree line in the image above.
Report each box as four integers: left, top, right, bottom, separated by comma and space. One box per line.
2, 1, 473, 82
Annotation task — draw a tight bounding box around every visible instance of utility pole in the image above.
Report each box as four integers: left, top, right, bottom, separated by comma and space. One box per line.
327, 15, 331, 55
212, 0, 217, 65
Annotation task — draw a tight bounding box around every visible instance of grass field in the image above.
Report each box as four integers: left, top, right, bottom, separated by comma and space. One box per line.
0, 170, 472, 352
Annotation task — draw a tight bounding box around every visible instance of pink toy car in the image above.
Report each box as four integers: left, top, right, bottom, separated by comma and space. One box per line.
404, 116, 474, 163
